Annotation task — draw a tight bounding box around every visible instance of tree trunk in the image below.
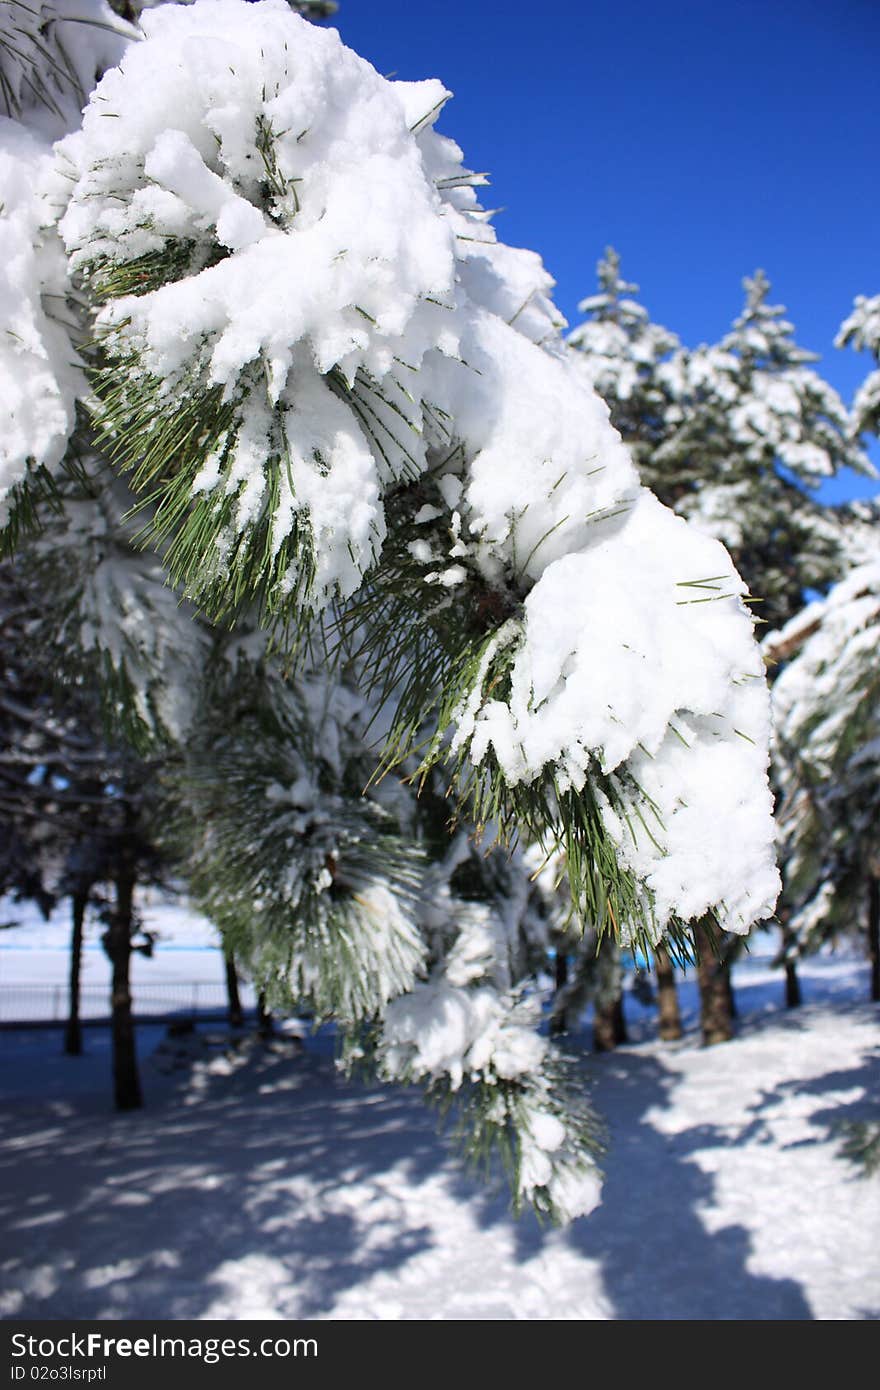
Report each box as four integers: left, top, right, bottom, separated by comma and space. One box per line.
257, 990, 274, 1040
869, 875, 880, 1004
723, 960, 738, 1020
784, 958, 802, 1009
225, 950, 244, 1028
593, 937, 628, 1053
694, 917, 733, 1046
550, 945, 568, 1037
64, 889, 87, 1056
105, 855, 142, 1111
781, 922, 802, 1008
593, 995, 627, 1053
654, 941, 682, 1041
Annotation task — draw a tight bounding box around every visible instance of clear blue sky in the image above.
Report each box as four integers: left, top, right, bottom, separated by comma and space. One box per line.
335, 0, 879, 504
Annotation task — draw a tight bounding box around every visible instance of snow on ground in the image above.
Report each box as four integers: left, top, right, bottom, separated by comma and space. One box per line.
0, 920, 878, 1321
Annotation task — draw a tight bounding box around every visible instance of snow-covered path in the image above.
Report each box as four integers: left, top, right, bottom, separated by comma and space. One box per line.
1, 991, 878, 1320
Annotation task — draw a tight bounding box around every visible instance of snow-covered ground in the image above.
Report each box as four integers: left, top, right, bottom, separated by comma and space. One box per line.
0, 905, 878, 1321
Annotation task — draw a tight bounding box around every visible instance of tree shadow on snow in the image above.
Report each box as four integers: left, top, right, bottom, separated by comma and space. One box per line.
464, 1046, 816, 1319
0, 1031, 453, 1320
2, 1015, 876, 1320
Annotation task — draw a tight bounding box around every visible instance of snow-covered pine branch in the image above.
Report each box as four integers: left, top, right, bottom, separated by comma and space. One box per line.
768, 540, 880, 983
837, 292, 880, 440
0, 0, 784, 1216
28, 0, 778, 948
0, 0, 131, 135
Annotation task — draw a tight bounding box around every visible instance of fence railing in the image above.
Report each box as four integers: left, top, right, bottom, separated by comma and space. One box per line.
0, 980, 258, 1024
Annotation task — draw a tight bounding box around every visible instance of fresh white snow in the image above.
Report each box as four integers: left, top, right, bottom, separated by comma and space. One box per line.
1, 906, 877, 1321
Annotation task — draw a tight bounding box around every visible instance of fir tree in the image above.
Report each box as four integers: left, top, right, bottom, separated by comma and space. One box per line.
571, 257, 874, 1031
837, 293, 880, 440
767, 542, 880, 1002
0, 551, 167, 1082
570, 261, 871, 632
650, 270, 869, 633
567, 246, 679, 473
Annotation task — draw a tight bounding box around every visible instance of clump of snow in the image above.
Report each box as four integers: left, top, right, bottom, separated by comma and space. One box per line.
0, 118, 83, 520
447, 492, 779, 935
58, 0, 464, 603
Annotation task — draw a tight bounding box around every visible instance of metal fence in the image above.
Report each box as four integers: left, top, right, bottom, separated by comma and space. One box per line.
0, 980, 258, 1025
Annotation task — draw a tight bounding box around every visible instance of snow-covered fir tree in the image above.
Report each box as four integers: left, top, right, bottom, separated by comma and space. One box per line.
571, 264, 870, 633
837, 292, 880, 440
767, 536, 880, 1001
0, 543, 169, 1087
1, 0, 783, 1217
567, 247, 678, 475
657, 271, 870, 632
568, 259, 873, 1024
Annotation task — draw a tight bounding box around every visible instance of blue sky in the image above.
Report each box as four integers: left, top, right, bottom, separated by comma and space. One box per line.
336, 0, 879, 504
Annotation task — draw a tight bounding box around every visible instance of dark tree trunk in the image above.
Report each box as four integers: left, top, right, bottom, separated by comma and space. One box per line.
694, 917, 733, 1046
225, 950, 244, 1028
593, 995, 627, 1053
781, 923, 802, 1008
869, 875, 880, 1004
105, 854, 142, 1111
724, 960, 738, 1020
654, 941, 682, 1041
593, 937, 628, 1053
784, 958, 802, 1009
550, 945, 568, 1037
257, 991, 274, 1039
64, 889, 88, 1056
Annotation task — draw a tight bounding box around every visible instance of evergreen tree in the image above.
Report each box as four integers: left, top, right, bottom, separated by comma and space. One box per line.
0, 555, 110, 1056
0, 551, 167, 1083
571, 261, 870, 632
570, 257, 874, 1032
768, 542, 880, 1001
837, 293, 880, 440
0, 0, 782, 1217
650, 270, 868, 633
567, 246, 679, 473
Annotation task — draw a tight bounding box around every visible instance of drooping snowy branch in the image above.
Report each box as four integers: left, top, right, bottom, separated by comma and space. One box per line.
44, 0, 781, 946
0, 0, 797, 1221
837, 293, 880, 440
0, 117, 84, 529
378, 902, 604, 1223
0, 0, 131, 136
769, 542, 880, 947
